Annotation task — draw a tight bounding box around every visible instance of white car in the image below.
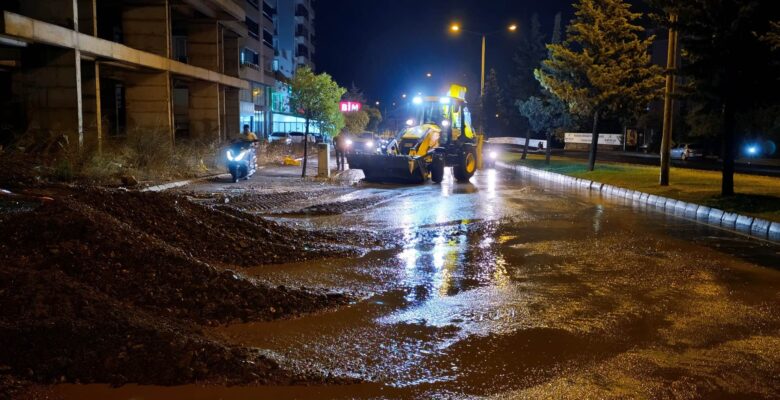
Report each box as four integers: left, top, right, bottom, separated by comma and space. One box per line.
268, 132, 291, 144
670, 143, 704, 160
289, 132, 316, 144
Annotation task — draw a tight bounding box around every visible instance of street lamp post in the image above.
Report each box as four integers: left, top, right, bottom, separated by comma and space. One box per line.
450, 23, 517, 98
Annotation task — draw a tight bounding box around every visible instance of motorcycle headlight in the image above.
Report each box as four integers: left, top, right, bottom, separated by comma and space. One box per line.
226, 150, 235, 161
235, 150, 248, 161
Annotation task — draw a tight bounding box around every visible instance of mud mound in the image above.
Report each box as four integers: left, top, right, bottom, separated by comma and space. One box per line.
0, 188, 357, 387
65, 189, 358, 267
0, 266, 341, 387
0, 197, 348, 324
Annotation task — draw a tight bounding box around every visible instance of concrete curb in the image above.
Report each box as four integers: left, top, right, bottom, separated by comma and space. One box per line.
496, 161, 779, 243
141, 173, 227, 192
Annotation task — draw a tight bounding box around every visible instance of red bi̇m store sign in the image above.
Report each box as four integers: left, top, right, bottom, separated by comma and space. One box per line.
339, 101, 362, 113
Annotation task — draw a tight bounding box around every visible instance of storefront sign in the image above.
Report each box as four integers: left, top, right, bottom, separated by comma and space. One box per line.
339, 101, 362, 112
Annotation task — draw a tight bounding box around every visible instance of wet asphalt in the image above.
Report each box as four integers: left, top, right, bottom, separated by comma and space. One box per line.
56, 167, 780, 399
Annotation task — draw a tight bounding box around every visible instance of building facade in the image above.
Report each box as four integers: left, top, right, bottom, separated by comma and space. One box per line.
0, 0, 253, 151
0, 0, 317, 148
267, 0, 316, 134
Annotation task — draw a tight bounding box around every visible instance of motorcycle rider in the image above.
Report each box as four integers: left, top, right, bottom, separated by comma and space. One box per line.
241, 124, 258, 142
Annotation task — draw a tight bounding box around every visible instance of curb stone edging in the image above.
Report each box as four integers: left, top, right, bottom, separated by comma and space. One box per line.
496, 161, 779, 243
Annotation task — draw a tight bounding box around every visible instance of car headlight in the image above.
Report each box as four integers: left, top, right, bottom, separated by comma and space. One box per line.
489, 151, 498, 160
346, 139, 353, 146
441, 120, 451, 127
366, 140, 374, 148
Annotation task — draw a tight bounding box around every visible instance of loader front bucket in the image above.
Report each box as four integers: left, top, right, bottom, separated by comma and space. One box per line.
346, 153, 429, 183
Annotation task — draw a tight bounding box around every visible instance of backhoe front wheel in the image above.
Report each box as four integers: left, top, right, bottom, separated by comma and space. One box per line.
430, 155, 445, 183
453, 147, 477, 183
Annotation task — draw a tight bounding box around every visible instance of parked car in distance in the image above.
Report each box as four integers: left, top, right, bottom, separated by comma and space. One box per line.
350, 132, 379, 153
268, 132, 291, 145
670, 143, 705, 160
289, 131, 317, 143
312, 133, 329, 143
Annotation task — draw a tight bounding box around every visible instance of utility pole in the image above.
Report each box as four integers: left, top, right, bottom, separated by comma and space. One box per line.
480, 35, 486, 97
659, 13, 678, 186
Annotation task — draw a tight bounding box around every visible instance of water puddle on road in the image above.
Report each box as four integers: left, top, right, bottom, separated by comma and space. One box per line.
48, 169, 780, 399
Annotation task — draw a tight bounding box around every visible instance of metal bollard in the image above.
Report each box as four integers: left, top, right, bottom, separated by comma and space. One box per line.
317, 143, 330, 178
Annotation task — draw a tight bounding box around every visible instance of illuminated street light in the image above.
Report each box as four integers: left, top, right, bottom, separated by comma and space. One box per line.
448, 21, 518, 98
426, 72, 432, 78
402, 93, 407, 98
375, 101, 380, 106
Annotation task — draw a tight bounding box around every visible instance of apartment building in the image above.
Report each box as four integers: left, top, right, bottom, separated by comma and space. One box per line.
0, 0, 248, 151
0, 0, 318, 147
267, 0, 316, 134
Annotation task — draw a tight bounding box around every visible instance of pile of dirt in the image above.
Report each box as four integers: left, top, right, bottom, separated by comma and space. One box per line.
65, 189, 361, 267
0, 187, 359, 388
0, 265, 350, 388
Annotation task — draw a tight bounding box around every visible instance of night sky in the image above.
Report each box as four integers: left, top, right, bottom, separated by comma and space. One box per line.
314, 0, 576, 105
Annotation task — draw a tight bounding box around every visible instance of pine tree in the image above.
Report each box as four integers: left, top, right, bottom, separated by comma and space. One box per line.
536, 0, 664, 171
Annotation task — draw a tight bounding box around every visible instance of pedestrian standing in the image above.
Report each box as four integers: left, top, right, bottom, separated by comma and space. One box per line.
334, 130, 348, 171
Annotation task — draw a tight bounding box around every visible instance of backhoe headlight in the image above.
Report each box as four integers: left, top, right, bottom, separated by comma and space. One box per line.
412, 96, 423, 105
441, 120, 451, 127
406, 119, 415, 126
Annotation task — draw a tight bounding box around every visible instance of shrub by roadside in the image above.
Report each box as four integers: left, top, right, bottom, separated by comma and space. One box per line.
0, 129, 224, 187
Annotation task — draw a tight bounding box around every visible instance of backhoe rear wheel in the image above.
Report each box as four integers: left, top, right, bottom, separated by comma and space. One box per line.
431, 155, 445, 183
453, 147, 477, 182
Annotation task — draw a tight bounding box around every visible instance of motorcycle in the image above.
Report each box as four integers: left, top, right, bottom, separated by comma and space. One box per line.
225, 140, 258, 183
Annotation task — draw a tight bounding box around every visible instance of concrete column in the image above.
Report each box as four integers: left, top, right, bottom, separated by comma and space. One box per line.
122, 2, 171, 58
125, 71, 173, 144
80, 60, 102, 152
188, 81, 221, 141
188, 21, 219, 71
224, 87, 240, 140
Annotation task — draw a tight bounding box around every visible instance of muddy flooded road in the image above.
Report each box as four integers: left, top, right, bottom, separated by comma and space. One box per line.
50, 168, 780, 399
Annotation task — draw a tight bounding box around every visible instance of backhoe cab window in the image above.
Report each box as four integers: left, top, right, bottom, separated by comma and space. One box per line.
418, 102, 450, 125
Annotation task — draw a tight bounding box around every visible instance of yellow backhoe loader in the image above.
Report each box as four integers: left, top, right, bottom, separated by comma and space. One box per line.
347, 84, 481, 183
